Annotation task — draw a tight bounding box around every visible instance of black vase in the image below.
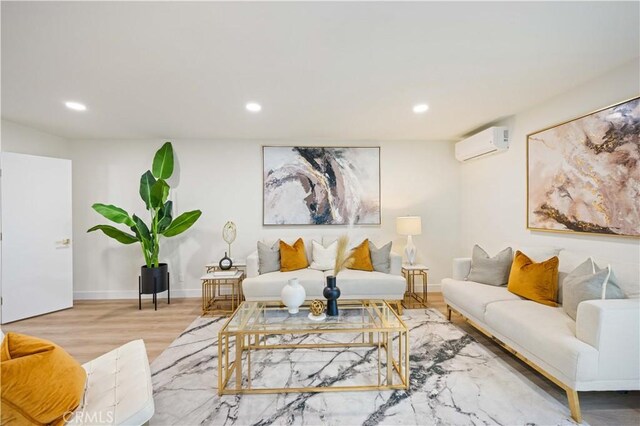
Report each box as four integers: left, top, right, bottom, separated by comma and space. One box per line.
140, 263, 169, 294
323, 275, 341, 316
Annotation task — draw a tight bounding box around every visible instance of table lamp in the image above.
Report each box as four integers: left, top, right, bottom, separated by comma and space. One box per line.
396, 216, 422, 265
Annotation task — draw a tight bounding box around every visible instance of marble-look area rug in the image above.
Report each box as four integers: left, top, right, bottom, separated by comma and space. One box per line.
151, 309, 579, 425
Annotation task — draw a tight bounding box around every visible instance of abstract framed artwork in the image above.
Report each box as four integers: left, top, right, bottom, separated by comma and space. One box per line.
263, 146, 381, 225
527, 96, 640, 237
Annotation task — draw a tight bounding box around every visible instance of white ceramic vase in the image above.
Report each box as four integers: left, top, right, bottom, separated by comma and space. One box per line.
281, 278, 306, 314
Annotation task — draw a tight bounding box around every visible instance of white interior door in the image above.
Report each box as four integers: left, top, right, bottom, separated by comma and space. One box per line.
1, 152, 73, 323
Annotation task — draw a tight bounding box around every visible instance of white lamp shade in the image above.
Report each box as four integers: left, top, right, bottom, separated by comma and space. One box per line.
396, 216, 422, 236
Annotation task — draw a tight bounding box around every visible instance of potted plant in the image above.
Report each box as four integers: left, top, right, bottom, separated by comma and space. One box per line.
88, 142, 201, 304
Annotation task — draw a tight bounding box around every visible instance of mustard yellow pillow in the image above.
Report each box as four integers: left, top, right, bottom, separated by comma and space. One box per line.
348, 239, 374, 272
507, 250, 559, 307
280, 238, 309, 272
1, 332, 87, 426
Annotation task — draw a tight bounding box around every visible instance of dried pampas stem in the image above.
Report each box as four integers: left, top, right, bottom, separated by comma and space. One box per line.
333, 235, 354, 276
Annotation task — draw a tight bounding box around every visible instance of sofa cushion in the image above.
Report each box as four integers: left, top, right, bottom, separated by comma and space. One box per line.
257, 240, 280, 274
309, 240, 337, 271
327, 269, 405, 299
466, 245, 513, 286
563, 260, 626, 320
485, 300, 599, 382
369, 241, 392, 273
280, 238, 309, 272
348, 239, 374, 272
507, 251, 559, 307
442, 278, 522, 321
243, 268, 325, 299
558, 250, 640, 299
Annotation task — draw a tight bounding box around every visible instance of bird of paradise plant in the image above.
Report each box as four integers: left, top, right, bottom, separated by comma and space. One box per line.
87, 142, 201, 268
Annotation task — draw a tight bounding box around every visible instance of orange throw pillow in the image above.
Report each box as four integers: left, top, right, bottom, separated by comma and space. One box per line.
348, 239, 374, 272
280, 238, 309, 272
507, 250, 559, 307
1, 332, 87, 426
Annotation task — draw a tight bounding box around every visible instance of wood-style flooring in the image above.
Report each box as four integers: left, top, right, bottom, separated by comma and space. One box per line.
3, 294, 639, 426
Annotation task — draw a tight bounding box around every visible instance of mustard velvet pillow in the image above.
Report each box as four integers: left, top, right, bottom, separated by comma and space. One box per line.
348, 239, 374, 272
507, 250, 559, 307
1, 332, 87, 426
280, 238, 309, 272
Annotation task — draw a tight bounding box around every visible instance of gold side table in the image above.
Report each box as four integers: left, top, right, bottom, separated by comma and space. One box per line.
201, 270, 245, 316
401, 264, 428, 308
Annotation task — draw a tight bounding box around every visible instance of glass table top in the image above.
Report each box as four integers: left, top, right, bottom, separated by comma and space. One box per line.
221, 301, 406, 334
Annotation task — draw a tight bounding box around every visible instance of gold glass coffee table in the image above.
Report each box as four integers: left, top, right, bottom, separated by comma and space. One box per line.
218, 300, 409, 395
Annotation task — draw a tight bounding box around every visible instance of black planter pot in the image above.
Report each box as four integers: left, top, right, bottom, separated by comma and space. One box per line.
139, 263, 170, 310
323, 275, 341, 316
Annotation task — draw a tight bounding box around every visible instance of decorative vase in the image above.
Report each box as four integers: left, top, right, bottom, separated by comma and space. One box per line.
219, 251, 233, 270
281, 278, 306, 314
323, 275, 341, 316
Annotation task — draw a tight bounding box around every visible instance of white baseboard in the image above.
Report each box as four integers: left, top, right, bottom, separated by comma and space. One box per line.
427, 283, 442, 293
73, 289, 201, 300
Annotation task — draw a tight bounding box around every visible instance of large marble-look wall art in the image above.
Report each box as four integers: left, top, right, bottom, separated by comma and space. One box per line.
263, 146, 380, 225
527, 97, 640, 237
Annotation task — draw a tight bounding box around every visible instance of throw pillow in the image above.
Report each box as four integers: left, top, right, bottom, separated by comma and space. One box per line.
466, 245, 513, 286
1, 333, 87, 426
280, 238, 309, 272
507, 250, 559, 307
562, 258, 626, 320
348, 239, 374, 272
369, 241, 392, 273
310, 240, 337, 271
257, 240, 280, 274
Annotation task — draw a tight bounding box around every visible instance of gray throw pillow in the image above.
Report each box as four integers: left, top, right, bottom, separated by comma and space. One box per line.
369, 241, 392, 273
557, 257, 597, 304
466, 245, 513, 286
562, 259, 626, 320
257, 240, 280, 274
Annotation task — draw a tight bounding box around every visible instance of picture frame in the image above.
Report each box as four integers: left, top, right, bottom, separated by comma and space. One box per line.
262, 146, 381, 226
526, 96, 640, 238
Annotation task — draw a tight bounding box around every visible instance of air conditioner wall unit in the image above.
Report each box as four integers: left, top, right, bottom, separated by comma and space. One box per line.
455, 126, 509, 162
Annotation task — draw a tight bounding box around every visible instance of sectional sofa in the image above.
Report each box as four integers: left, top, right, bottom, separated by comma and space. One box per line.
442, 246, 640, 423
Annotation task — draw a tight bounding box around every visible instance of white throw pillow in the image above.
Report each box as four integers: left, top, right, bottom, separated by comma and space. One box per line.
310, 240, 337, 271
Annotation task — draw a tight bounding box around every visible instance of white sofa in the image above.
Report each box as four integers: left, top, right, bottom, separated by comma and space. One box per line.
242, 237, 406, 307
442, 247, 640, 423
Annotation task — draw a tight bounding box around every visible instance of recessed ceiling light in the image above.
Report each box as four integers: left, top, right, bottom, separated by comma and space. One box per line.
413, 103, 429, 114
245, 102, 262, 112
65, 101, 87, 111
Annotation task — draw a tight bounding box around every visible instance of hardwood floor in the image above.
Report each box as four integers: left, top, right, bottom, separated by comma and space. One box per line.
2, 297, 201, 363
2, 294, 638, 425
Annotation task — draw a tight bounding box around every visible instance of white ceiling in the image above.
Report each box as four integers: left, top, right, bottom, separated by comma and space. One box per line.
2, 1, 638, 141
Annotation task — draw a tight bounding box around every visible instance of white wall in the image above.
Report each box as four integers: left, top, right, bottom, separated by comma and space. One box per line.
71, 139, 460, 298
2, 119, 71, 158
459, 60, 640, 284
